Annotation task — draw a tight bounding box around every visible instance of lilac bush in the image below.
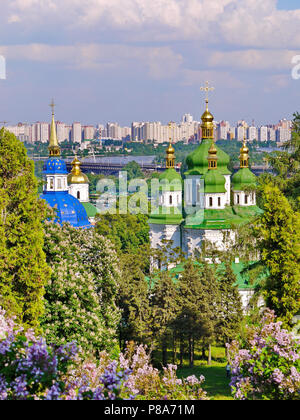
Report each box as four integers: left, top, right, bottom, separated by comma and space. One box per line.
227, 310, 300, 400
0, 309, 130, 400
1, 309, 207, 400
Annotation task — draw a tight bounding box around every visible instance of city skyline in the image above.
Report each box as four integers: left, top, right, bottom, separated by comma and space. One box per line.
0, 1, 300, 125
5, 112, 292, 145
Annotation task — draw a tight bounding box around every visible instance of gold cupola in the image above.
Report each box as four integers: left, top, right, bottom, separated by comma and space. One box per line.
67, 156, 89, 185
48, 100, 61, 157
240, 137, 249, 168
207, 140, 218, 170
166, 122, 175, 169
201, 100, 214, 139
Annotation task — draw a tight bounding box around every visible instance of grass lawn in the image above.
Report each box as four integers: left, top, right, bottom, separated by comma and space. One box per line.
177, 363, 233, 400
176, 347, 233, 400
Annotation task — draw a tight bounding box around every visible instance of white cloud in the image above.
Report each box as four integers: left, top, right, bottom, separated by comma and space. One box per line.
3, 0, 300, 48
207, 49, 299, 71
0, 42, 183, 79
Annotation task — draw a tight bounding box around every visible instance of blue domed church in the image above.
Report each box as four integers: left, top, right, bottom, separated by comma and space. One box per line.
40, 104, 91, 229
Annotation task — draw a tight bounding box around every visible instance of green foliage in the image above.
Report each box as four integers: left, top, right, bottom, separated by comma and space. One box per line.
123, 161, 144, 181
118, 253, 152, 348
41, 220, 121, 356
262, 112, 300, 211
254, 185, 300, 327
216, 263, 244, 348
95, 213, 150, 255
0, 129, 50, 329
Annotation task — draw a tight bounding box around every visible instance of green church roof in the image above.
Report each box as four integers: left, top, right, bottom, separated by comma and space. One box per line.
232, 167, 257, 191
204, 169, 226, 193
148, 205, 183, 225
82, 202, 99, 218
184, 205, 262, 230
185, 139, 231, 176
146, 260, 267, 292
159, 168, 182, 192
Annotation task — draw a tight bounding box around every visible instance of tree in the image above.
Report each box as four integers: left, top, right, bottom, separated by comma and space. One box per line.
95, 213, 150, 256
41, 220, 121, 356
0, 129, 50, 329
117, 253, 152, 349
149, 270, 179, 366
216, 263, 243, 356
123, 161, 144, 181
254, 185, 300, 327
173, 260, 220, 367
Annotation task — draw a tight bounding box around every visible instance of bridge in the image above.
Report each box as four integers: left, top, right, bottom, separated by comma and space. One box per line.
65, 161, 171, 175
32, 157, 271, 176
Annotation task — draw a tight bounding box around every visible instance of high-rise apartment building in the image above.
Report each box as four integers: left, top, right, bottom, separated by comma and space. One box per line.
72, 122, 82, 144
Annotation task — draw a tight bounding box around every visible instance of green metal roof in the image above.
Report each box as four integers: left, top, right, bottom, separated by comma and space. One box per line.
147, 260, 267, 291
82, 202, 99, 218
185, 139, 231, 176
184, 205, 262, 230
204, 169, 226, 193
148, 205, 184, 225
232, 168, 257, 191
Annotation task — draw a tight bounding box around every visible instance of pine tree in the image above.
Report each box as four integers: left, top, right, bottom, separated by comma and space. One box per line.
150, 270, 179, 366
118, 253, 152, 348
0, 129, 50, 328
216, 262, 243, 357
173, 260, 220, 367
255, 185, 300, 327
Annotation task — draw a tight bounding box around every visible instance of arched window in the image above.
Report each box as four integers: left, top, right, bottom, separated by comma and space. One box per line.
218, 197, 221, 207
245, 195, 248, 205
169, 195, 173, 205
57, 178, 62, 190
209, 197, 213, 207
77, 191, 81, 200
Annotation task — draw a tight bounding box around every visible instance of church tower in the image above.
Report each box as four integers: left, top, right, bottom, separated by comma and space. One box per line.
40, 101, 91, 229
148, 124, 183, 268
232, 139, 257, 206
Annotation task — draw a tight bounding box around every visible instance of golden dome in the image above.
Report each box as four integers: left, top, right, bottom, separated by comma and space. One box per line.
240, 140, 249, 168
201, 100, 214, 139
67, 157, 89, 184
201, 101, 214, 124
166, 143, 175, 154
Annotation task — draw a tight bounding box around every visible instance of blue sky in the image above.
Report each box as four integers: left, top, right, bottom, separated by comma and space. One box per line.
0, 0, 300, 127
277, 0, 300, 10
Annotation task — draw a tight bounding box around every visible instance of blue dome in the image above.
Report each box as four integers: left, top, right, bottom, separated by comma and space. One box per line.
43, 158, 68, 175
40, 191, 91, 229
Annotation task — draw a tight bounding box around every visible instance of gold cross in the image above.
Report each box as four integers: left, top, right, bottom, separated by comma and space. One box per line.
200, 81, 215, 102
49, 99, 55, 115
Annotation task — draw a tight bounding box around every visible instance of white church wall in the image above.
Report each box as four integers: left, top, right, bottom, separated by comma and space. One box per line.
69, 183, 89, 202
234, 190, 256, 206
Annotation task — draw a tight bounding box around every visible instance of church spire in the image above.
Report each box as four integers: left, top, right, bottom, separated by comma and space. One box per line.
166, 122, 175, 169
48, 99, 60, 157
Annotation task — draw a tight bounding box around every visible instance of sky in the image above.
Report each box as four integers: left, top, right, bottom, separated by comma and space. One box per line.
0, 0, 300, 127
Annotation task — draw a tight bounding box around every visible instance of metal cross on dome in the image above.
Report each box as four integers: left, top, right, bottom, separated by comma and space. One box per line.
200, 81, 215, 102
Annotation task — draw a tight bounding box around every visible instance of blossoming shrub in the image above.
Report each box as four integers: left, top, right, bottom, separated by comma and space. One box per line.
227, 310, 300, 400
1, 310, 207, 400
0, 309, 131, 400
68, 343, 208, 400
42, 221, 121, 357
